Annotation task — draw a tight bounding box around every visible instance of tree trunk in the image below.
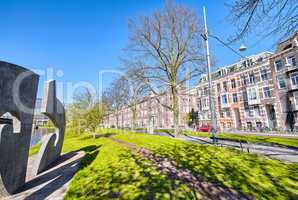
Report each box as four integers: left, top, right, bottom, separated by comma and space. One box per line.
172, 87, 180, 137
131, 104, 137, 131
116, 110, 119, 129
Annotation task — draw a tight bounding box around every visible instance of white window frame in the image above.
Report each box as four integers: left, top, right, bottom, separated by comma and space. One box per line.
291, 72, 298, 86
221, 94, 228, 105
287, 55, 296, 67
247, 87, 258, 101
294, 92, 298, 106
232, 93, 238, 103
263, 86, 271, 98
277, 75, 286, 89
231, 79, 237, 88
261, 69, 268, 81
275, 60, 283, 71
249, 73, 256, 84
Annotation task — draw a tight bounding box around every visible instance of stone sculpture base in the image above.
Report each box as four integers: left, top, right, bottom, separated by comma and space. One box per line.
4, 151, 85, 200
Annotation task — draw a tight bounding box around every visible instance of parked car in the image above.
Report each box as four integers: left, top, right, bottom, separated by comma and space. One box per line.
196, 124, 220, 133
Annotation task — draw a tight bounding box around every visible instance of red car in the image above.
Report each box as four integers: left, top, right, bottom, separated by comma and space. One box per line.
197, 125, 220, 133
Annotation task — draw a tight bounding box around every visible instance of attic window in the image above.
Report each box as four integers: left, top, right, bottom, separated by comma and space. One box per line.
283, 44, 292, 51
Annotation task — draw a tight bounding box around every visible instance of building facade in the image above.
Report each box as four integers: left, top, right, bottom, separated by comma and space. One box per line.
104, 32, 298, 132
103, 91, 197, 130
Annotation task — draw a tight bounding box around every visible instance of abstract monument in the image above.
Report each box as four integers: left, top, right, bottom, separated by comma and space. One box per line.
0, 62, 66, 197
34, 80, 66, 175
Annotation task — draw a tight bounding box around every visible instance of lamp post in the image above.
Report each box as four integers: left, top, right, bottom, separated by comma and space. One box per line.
201, 7, 247, 143
201, 7, 217, 143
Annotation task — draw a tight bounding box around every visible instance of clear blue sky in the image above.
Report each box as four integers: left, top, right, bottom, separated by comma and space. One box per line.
0, 0, 278, 103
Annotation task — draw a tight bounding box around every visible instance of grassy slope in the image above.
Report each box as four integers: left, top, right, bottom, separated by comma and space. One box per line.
183, 130, 298, 148
113, 133, 298, 200
62, 134, 201, 199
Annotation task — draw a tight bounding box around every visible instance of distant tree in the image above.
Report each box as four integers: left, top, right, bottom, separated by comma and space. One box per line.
122, 67, 149, 130
103, 78, 129, 128
125, 1, 206, 136
227, 0, 297, 42
67, 88, 107, 134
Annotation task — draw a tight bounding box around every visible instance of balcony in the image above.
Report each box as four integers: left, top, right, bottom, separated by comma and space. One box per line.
247, 98, 261, 105
286, 63, 298, 73
221, 102, 230, 108
289, 82, 298, 91
292, 103, 298, 111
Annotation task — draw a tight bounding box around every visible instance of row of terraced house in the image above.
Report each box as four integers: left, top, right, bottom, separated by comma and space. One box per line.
103, 32, 298, 132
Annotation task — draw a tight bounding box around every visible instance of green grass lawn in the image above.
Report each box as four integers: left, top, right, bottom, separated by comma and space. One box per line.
60, 133, 202, 199
182, 130, 298, 148
112, 132, 298, 200
28, 129, 298, 199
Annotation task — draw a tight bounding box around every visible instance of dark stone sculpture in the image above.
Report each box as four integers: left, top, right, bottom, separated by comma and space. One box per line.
0, 61, 39, 195
34, 80, 66, 175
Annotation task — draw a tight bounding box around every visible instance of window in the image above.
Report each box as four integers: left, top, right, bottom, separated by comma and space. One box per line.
226, 109, 231, 117
291, 72, 298, 86
242, 91, 248, 101
275, 60, 283, 71
261, 69, 268, 81
294, 92, 298, 105
263, 87, 271, 98
223, 81, 228, 91
231, 79, 236, 88
203, 87, 208, 95
288, 56, 296, 66
220, 111, 224, 118
249, 73, 256, 84
221, 94, 228, 105
248, 87, 258, 101
245, 108, 254, 117
249, 108, 254, 117
227, 122, 232, 128
241, 75, 247, 86
232, 93, 238, 103
254, 106, 261, 116
277, 76, 286, 89
217, 83, 221, 92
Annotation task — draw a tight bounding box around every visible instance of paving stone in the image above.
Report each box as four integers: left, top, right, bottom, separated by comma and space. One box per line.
4, 151, 85, 200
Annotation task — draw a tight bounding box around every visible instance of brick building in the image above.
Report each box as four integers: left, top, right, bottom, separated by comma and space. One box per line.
104, 32, 298, 132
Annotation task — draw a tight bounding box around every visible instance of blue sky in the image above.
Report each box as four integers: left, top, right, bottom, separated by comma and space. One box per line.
0, 0, 279, 102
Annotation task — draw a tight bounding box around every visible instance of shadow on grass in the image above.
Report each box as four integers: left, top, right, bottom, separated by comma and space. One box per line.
154, 142, 298, 200
75, 145, 101, 170
94, 132, 117, 138
116, 150, 201, 199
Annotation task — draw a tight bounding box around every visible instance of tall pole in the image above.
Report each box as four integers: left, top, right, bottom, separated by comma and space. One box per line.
203, 7, 217, 141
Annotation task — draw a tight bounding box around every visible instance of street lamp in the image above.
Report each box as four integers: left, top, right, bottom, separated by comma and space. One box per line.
202, 7, 247, 143
239, 44, 247, 52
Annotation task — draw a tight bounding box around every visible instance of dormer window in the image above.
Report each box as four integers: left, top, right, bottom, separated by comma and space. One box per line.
283, 44, 292, 51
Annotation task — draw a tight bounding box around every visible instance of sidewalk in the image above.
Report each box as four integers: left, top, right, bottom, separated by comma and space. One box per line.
225, 130, 298, 138
180, 135, 298, 163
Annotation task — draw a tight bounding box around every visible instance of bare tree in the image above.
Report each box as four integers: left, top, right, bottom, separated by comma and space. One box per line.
125, 1, 206, 135
103, 77, 129, 128
227, 0, 297, 42
122, 67, 149, 131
